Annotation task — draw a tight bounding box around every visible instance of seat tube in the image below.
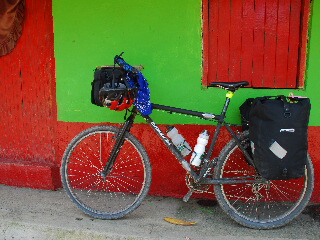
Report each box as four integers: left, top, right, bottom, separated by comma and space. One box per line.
204, 122, 223, 161
204, 91, 234, 161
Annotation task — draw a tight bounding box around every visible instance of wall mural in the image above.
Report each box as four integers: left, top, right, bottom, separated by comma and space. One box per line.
0, 0, 25, 56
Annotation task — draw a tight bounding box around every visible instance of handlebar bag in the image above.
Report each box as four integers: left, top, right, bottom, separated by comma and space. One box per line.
249, 96, 311, 180
91, 67, 127, 106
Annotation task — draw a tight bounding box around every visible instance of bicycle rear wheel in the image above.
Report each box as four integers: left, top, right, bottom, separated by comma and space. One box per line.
61, 125, 152, 219
214, 131, 314, 229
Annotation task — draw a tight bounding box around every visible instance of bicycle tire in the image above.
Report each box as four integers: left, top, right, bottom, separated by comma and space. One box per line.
61, 125, 152, 219
214, 131, 314, 229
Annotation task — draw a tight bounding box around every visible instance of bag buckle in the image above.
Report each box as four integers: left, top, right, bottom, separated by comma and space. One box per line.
284, 111, 291, 118
284, 106, 291, 118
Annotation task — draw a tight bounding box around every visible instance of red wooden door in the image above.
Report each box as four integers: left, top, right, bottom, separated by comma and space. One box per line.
202, 0, 310, 88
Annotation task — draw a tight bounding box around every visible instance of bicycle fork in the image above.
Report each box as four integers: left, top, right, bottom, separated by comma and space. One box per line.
101, 109, 137, 180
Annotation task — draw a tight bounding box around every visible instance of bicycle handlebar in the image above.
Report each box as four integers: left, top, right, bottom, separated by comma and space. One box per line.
114, 53, 139, 74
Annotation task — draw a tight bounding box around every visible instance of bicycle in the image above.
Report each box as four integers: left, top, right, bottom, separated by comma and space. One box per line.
61, 54, 314, 229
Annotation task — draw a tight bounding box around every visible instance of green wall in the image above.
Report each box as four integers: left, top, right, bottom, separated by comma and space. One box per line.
53, 0, 319, 126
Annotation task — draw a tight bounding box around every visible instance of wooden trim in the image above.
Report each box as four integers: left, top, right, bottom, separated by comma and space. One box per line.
202, 0, 209, 86
298, 0, 311, 88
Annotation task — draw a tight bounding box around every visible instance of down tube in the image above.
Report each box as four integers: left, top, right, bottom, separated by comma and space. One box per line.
143, 115, 193, 173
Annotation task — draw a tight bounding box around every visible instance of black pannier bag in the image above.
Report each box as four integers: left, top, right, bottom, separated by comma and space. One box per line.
239, 98, 254, 131
91, 66, 127, 106
248, 96, 311, 180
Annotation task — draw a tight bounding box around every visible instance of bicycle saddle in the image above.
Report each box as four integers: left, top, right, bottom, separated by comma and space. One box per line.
209, 81, 249, 91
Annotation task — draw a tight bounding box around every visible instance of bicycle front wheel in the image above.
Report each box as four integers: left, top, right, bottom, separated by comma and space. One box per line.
214, 131, 314, 229
61, 125, 152, 219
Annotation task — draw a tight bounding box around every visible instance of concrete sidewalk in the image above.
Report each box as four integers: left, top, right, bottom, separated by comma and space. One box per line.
0, 184, 319, 240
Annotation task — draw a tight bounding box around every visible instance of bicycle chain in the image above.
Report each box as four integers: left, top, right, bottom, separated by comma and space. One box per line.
186, 169, 256, 194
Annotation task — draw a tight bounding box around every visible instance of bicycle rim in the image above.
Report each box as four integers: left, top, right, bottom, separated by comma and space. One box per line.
61, 125, 151, 219
214, 133, 314, 229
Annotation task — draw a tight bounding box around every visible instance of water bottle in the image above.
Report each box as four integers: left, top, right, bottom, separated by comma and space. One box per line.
166, 126, 192, 157
190, 130, 210, 167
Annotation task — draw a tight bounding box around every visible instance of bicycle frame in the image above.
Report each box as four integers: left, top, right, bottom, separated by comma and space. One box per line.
62, 54, 313, 228
102, 94, 262, 185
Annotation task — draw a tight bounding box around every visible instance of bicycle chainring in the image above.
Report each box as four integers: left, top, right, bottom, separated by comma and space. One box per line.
185, 173, 214, 194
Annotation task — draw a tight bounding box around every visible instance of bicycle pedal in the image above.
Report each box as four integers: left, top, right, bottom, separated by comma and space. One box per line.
183, 190, 193, 202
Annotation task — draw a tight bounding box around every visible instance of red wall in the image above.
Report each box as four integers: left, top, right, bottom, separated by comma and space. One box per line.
0, 0, 319, 203
55, 122, 320, 203
0, 0, 59, 189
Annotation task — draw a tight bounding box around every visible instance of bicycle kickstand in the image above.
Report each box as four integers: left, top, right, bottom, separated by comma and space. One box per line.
183, 190, 193, 202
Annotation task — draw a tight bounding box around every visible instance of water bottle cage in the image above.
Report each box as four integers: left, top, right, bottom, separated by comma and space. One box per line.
176, 140, 189, 152
177, 144, 187, 152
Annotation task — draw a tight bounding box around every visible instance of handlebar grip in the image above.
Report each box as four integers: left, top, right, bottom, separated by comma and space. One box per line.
114, 55, 138, 74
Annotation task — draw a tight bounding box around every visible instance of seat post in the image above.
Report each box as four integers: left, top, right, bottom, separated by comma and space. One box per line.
220, 90, 235, 120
